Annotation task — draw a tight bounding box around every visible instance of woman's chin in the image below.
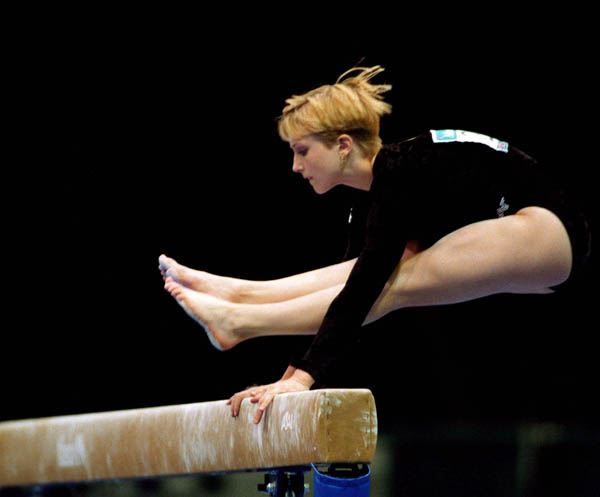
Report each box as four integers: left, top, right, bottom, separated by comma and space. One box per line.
311, 182, 335, 195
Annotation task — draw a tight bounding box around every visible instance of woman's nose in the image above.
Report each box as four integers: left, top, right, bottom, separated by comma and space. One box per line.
292, 157, 303, 173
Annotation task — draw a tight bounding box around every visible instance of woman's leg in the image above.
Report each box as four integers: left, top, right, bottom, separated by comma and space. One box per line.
159, 254, 357, 304
165, 207, 572, 349
164, 281, 345, 350
159, 241, 421, 304
379, 207, 572, 309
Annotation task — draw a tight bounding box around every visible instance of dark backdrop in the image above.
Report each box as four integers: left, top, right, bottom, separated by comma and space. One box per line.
4, 23, 595, 432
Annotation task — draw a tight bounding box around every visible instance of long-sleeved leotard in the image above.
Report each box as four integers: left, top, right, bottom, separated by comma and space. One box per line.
290, 130, 590, 384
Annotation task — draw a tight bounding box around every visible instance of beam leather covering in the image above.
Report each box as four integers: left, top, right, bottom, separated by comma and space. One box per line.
0, 389, 377, 487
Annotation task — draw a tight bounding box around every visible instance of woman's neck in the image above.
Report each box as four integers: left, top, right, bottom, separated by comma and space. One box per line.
340, 153, 377, 191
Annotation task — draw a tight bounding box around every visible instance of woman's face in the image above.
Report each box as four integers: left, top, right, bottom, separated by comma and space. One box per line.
289, 134, 341, 194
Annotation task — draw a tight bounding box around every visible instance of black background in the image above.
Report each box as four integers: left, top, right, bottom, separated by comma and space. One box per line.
4, 16, 595, 435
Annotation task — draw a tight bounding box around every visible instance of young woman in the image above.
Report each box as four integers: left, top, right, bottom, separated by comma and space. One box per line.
160, 66, 591, 424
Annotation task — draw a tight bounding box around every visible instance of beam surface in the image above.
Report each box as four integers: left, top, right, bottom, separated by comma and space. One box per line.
0, 389, 377, 487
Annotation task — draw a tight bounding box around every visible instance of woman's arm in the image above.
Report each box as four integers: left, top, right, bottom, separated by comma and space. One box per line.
291, 166, 409, 383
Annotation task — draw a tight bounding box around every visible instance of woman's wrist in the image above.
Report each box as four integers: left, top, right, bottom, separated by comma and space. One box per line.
291, 368, 315, 388
281, 365, 297, 380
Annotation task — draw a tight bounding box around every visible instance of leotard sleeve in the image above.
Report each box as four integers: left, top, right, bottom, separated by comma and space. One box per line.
290, 152, 410, 383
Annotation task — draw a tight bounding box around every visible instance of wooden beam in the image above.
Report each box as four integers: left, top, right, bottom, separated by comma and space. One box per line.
0, 389, 377, 487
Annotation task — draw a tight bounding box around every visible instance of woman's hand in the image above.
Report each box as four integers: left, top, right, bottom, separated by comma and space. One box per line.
226, 366, 297, 420
226, 367, 315, 424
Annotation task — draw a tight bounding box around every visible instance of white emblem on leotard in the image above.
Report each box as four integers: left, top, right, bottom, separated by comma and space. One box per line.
431, 129, 509, 153
497, 196, 510, 217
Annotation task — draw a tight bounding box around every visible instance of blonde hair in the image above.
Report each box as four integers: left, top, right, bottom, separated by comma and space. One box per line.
278, 65, 392, 158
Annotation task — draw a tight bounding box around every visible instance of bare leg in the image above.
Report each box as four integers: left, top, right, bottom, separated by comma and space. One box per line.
381, 207, 572, 308
159, 241, 421, 303
165, 207, 572, 348
159, 254, 356, 304
164, 279, 343, 350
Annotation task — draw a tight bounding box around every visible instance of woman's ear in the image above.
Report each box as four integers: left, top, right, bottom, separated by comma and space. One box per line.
337, 134, 353, 158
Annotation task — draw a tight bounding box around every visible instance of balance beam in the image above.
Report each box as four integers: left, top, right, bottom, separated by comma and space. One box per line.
0, 389, 377, 487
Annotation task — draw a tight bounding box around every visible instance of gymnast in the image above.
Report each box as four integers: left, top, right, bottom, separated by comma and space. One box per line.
159, 66, 591, 424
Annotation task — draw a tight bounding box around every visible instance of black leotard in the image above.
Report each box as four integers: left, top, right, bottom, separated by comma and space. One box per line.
290, 130, 591, 384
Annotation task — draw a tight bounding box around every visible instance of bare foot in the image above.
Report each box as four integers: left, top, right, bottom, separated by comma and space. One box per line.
164, 277, 243, 351
159, 255, 241, 302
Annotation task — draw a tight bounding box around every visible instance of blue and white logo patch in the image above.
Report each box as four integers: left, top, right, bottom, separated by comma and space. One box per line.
430, 129, 509, 153
432, 129, 458, 142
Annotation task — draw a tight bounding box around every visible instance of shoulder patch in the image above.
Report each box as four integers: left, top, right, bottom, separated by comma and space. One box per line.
430, 129, 509, 153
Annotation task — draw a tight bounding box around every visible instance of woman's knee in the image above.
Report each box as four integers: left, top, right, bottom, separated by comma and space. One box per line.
514, 206, 573, 287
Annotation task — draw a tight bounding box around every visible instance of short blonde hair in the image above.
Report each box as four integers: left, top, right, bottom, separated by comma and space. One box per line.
278, 65, 392, 158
